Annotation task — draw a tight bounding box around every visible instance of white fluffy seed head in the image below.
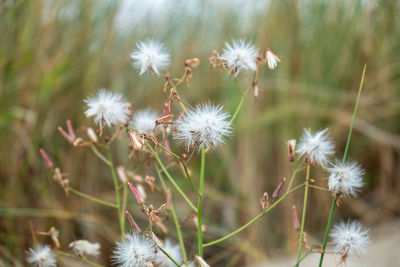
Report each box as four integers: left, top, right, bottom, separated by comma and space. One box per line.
69, 240, 101, 257
26, 245, 57, 267
112, 233, 157, 267
330, 221, 370, 259
219, 39, 258, 76
156, 239, 183, 267
130, 40, 170, 75
296, 128, 335, 166
84, 89, 130, 127
132, 109, 160, 135
327, 160, 365, 198
174, 103, 232, 151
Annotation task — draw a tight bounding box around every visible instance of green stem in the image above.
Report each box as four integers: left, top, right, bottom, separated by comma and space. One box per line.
295, 163, 311, 267
145, 140, 197, 212
318, 64, 366, 267
230, 87, 251, 124
156, 242, 181, 267
90, 144, 111, 166
68, 187, 117, 208
56, 250, 104, 267
156, 166, 188, 265
197, 145, 206, 257
106, 146, 124, 236
203, 183, 304, 247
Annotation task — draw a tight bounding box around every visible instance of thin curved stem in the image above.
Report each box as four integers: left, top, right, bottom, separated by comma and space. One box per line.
230, 87, 251, 124
295, 163, 311, 267
90, 144, 111, 166
203, 183, 304, 247
156, 166, 188, 265
319, 64, 366, 267
68, 187, 117, 208
106, 146, 124, 236
145, 140, 197, 212
56, 250, 104, 267
197, 145, 206, 257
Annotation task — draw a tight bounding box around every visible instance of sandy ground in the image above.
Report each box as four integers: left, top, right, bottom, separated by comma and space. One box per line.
252, 220, 400, 267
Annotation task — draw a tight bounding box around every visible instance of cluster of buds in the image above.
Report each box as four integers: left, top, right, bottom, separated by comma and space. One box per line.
260, 177, 287, 210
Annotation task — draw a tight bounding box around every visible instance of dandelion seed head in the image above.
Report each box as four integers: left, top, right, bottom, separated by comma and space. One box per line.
26, 245, 57, 267
69, 240, 101, 257
112, 233, 157, 267
84, 89, 130, 127
219, 39, 258, 76
328, 160, 364, 198
296, 128, 335, 166
132, 109, 159, 135
131, 40, 170, 75
156, 239, 182, 267
330, 221, 370, 259
174, 103, 232, 151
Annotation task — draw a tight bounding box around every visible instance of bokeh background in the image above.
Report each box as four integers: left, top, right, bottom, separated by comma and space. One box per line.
1, 0, 400, 266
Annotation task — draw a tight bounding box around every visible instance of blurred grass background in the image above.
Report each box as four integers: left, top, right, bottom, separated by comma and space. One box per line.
1, 0, 400, 266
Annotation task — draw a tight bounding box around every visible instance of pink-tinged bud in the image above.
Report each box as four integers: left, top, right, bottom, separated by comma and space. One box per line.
40, 149, 54, 169
116, 166, 127, 183
288, 139, 296, 162
260, 192, 270, 210
87, 127, 98, 143
128, 182, 144, 205
163, 138, 173, 158
127, 129, 144, 151
163, 103, 169, 116
194, 255, 210, 267
272, 177, 287, 199
66, 120, 76, 141
57, 126, 74, 143
125, 210, 141, 233
166, 188, 172, 209
292, 205, 300, 231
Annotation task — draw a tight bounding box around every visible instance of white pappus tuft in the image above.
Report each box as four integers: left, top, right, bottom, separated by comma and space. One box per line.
219, 39, 258, 76
156, 239, 183, 267
26, 245, 57, 267
132, 109, 160, 135
69, 240, 101, 257
330, 221, 370, 262
84, 89, 130, 127
327, 160, 364, 198
296, 128, 335, 166
112, 233, 157, 267
266, 48, 281, 69
130, 40, 170, 75
174, 103, 232, 151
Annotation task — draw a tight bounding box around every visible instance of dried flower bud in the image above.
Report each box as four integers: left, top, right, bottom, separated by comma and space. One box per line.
87, 127, 98, 143
272, 177, 286, 199
37, 227, 60, 248
155, 114, 174, 126
128, 182, 145, 205
40, 149, 54, 169
288, 139, 296, 162
260, 192, 270, 210
253, 81, 259, 100
73, 137, 85, 147
184, 58, 200, 67
292, 205, 300, 231
183, 67, 192, 87
116, 166, 128, 183
194, 255, 210, 267
127, 129, 144, 151
125, 210, 141, 233
208, 49, 219, 69
145, 175, 155, 192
